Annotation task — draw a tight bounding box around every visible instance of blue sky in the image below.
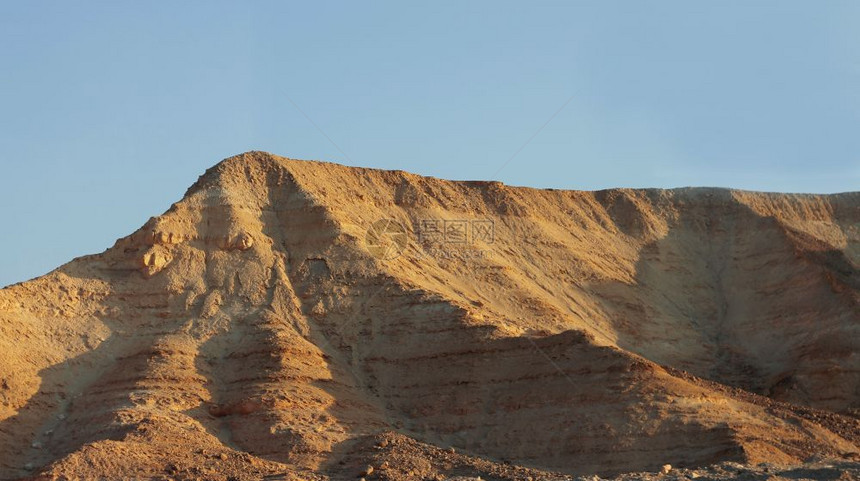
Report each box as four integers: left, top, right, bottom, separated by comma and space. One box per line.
1, 1, 858, 286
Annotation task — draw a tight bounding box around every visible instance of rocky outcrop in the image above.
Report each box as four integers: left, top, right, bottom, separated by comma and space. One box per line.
0, 151, 857, 481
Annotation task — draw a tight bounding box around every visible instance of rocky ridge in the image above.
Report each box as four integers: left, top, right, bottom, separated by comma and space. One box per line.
0, 151, 857, 480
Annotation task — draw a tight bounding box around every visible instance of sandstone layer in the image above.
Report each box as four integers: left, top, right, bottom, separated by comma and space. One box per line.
0, 152, 857, 480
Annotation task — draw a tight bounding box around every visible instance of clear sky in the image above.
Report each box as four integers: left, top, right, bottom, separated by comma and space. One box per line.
1, 1, 858, 287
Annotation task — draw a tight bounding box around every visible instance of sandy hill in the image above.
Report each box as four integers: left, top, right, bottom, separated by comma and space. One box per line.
0, 151, 858, 481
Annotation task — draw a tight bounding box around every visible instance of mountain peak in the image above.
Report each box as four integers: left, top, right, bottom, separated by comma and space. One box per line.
0, 152, 858, 480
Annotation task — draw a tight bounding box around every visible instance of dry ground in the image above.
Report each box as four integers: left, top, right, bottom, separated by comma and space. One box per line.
1, 152, 857, 480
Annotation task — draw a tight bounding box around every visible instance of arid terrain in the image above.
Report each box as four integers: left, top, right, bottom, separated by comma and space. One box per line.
0, 151, 857, 480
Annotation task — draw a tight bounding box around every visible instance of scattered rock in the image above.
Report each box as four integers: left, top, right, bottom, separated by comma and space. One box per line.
148, 230, 183, 246
139, 246, 172, 277
223, 231, 254, 251
661, 464, 672, 474
310, 300, 326, 318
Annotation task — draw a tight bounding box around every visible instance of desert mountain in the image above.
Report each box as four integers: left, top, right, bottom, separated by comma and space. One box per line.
0, 152, 858, 480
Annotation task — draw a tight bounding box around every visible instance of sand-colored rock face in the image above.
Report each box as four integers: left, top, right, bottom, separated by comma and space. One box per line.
0, 151, 857, 481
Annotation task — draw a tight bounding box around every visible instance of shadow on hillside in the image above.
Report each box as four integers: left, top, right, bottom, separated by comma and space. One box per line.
586, 194, 860, 410
0, 257, 209, 479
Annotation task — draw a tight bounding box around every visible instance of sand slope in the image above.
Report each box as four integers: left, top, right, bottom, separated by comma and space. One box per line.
0, 152, 857, 480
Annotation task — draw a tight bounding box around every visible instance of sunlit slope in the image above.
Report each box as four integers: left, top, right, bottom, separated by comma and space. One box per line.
0, 152, 856, 480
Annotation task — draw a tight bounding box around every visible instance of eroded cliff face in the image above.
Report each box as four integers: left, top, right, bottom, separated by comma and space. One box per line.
0, 152, 857, 481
